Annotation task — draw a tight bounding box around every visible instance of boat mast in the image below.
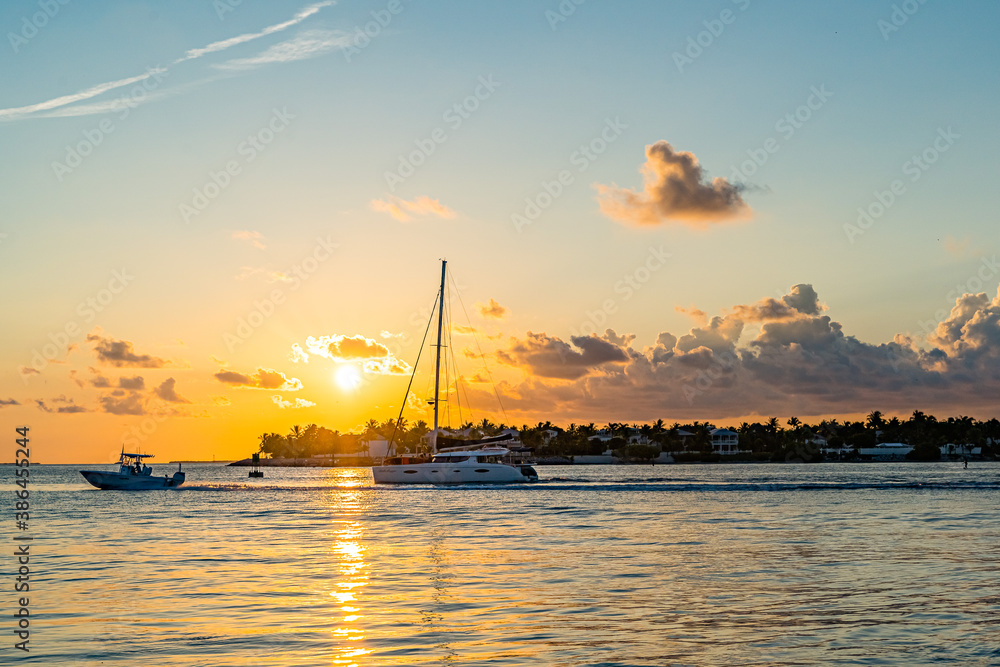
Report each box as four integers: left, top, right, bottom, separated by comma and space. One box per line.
431, 260, 447, 455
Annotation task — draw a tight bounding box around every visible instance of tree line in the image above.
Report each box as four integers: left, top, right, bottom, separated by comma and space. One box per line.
256, 411, 1000, 462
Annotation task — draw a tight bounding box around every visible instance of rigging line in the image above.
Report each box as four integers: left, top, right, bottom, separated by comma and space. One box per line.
448, 270, 510, 427
446, 286, 456, 429
387, 291, 439, 459
446, 288, 466, 429
456, 352, 477, 429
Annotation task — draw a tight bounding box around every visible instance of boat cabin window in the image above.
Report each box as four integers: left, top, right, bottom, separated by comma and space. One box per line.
430, 455, 470, 463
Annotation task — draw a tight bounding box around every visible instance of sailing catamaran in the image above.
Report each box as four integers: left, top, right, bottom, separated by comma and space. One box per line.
371, 261, 538, 484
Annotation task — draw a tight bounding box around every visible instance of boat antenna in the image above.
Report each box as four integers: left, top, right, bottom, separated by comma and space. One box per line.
431, 259, 447, 454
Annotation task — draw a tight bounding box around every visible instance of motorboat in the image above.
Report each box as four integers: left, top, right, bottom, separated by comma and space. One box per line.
80, 450, 185, 489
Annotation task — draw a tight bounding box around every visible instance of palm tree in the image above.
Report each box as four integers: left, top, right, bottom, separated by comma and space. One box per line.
286, 425, 303, 457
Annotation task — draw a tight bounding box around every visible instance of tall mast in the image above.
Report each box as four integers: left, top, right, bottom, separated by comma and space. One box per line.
431, 260, 447, 454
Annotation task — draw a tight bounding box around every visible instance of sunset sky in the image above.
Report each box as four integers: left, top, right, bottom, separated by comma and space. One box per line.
3, 0, 999, 463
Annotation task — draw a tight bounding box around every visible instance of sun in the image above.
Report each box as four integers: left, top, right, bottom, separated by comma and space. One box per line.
334, 364, 362, 392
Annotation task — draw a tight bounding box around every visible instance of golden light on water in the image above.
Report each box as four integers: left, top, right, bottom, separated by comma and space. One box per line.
328, 514, 369, 663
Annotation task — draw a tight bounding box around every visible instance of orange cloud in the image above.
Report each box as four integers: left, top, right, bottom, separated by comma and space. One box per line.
300, 334, 411, 375
154, 378, 191, 403
370, 195, 457, 222
477, 298, 507, 319
596, 141, 751, 226
214, 368, 302, 390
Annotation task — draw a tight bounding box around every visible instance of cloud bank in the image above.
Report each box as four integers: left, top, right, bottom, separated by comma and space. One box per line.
488, 283, 1000, 421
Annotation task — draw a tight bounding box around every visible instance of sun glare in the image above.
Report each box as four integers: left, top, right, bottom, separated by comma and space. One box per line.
335, 365, 362, 391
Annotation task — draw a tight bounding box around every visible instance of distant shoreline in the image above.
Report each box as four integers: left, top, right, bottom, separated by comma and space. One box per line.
227, 456, 990, 468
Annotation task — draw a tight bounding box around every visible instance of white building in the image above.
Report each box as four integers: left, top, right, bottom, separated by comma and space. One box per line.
710, 428, 741, 455
858, 442, 913, 460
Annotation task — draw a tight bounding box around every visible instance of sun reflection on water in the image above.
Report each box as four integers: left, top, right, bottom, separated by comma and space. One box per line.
326, 490, 371, 665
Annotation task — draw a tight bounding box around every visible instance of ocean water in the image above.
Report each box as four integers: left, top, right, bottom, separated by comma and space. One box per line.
4, 461, 1000, 666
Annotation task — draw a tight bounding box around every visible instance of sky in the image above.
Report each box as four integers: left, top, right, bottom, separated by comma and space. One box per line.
2, 0, 999, 463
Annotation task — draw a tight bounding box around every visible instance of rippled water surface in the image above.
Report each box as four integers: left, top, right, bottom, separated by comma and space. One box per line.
6, 462, 1000, 666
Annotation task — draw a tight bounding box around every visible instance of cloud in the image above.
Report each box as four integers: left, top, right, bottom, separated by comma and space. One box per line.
88, 334, 169, 368
36, 396, 88, 414
214, 368, 303, 390
370, 195, 457, 222
181, 2, 334, 63
118, 376, 145, 390
0, 398, 20, 407
154, 378, 191, 404
478, 298, 507, 320
0, 2, 333, 122
596, 141, 751, 226
943, 235, 973, 259
289, 343, 310, 363
362, 357, 410, 375
18, 367, 41, 378
301, 334, 411, 375
453, 323, 477, 334
233, 230, 266, 249
497, 331, 630, 380
272, 396, 317, 409
100, 391, 147, 415
728, 285, 824, 322
87, 368, 111, 388
213, 29, 348, 71
0, 68, 167, 122
485, 282, 1000, 422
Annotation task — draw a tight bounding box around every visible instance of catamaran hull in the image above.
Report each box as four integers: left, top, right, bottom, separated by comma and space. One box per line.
372, 463, 536, 485
79, 470, 185, 490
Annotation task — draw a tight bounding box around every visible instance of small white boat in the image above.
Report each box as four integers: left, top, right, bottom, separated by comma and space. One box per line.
80, 450, 185, 490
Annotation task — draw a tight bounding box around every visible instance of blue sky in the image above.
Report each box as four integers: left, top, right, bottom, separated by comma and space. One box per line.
2, 0, 999, 461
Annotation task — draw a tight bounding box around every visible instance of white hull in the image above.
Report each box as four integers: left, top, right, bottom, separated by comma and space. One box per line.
372, 461, 535, 485
80, 470, 185, 490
